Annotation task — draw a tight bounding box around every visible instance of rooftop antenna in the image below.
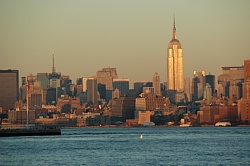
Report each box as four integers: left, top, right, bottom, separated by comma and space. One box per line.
173, 14, 177, 39
52, 49, 56, 74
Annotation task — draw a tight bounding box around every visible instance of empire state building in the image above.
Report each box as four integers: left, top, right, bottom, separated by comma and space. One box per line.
167, 18, 183, 92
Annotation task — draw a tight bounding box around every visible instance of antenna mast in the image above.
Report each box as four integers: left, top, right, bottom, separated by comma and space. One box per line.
52, 49, 55, 74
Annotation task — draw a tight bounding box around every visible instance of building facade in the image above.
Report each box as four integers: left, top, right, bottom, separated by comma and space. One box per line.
0, 70, 19, 111
86, 77, 98, 105
167, 18, 183, 92
112, 97, 135, 119
113, 78, 129, 97
153, 72, 161, 96
96, 67, 118, 91
218, 66, 244, 99
239, 60, 250, 122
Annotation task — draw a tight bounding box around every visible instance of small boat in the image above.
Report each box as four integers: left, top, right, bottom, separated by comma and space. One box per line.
179, 124, 192, 127
215, 122, 231, 127
140, 134, 144, 139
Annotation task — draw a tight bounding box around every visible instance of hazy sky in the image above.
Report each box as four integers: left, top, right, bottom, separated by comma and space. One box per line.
1, 0, 249, 87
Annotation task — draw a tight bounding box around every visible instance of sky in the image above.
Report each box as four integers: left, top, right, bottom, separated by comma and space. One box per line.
1, 0, 250, 87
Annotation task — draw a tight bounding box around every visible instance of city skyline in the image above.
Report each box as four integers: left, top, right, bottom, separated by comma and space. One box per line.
1, 0, 249, 85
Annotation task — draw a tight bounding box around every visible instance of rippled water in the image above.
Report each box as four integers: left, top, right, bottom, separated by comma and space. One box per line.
1, 127, 250, 165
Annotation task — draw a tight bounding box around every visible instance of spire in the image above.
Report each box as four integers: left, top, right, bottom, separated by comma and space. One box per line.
52, 49, 56, 74
173, 14, 177, 39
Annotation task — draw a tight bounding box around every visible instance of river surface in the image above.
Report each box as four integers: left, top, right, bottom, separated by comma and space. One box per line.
1, 127, 250, 165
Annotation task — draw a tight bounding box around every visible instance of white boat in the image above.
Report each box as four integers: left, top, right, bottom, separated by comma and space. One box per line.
140, 134, 144, 139
179, 124, 192, 127
215, 122, 231, 127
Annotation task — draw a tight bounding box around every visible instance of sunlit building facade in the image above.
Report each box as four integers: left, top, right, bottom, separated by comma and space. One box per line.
167, 18, 183, 92
239, 60, 250, 122
153, 72, 161, 96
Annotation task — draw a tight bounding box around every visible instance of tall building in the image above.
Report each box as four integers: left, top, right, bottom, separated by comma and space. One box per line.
205, 74, 215, 94
244, 60, 250, 81
203, 83, 212, 100
183, 77, 191, 102
49, 50, 61, 89
167, 17, 183, 92
218, 66, 244, 99
113, 78, 129, 97
82, 77, 88, 92
152, 72, 161, 96
134, 81, 152, 96
96, 67, 118, 90
239, 60, 250, 122
20, 77, 27, 102
192, 71, 205, 101
37, 73, 49, 89
86, 77, 98, 105
0, 70, 19, 110
98, 83, 106, 99
143, 87, 154, 95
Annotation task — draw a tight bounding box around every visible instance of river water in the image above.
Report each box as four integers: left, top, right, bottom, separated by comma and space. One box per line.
1, 127, 250, 165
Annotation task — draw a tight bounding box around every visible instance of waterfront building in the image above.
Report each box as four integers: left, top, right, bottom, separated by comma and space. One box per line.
112, 97, 135, 119
167, 17, 183, 92
137, 111, 151, 125
198, 105, 238, 124
8, 108, 35, 124
135, 95, 170, 112
153, 72, 161, 96
0, 70, 19, 111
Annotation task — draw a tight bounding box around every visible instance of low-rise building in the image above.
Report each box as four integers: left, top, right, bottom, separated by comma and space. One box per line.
198, 105, 238, 124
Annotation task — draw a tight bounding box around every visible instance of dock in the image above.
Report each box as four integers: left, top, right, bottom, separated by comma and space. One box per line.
0, 128, 61, 137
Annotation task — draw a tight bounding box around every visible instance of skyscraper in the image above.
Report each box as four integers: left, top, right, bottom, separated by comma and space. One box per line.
218, 66, 244, 98
0, 70, 19, 111
244, 60, 250, 81
37, 73, 49, 89
153, 72, 161, 96
49, 50, 61, 89
205, 74, 215, 94
113, 78, 129, 97
192, 71, 205, 101
86, 77, 98, 105
167, 17, 183, 92
96, 67, 118, 90
239, 60, 250, 122
183, 77, 191, 102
